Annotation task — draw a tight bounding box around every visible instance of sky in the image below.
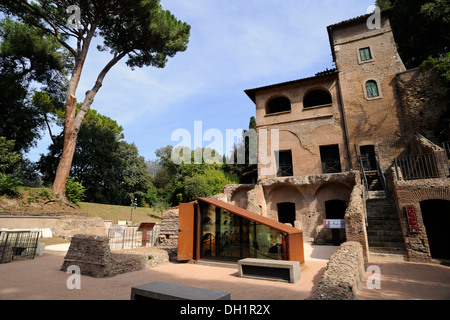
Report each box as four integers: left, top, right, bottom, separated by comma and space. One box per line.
26, 0, 376, 163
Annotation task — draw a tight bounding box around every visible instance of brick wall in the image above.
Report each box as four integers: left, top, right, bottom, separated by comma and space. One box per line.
392, 171, 450, 261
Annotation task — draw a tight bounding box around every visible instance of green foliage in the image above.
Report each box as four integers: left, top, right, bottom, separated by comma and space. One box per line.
0, 18, 71, 154
387, 0, 450, 69
0, 137, 22, 174
420, 53, 450, 140
375, 0, 392, 10
0, 172, 22, 198
421, 52, 450, 84
65, 177, 86, 205
39, 108, 151, 206
151, 145, 240, 205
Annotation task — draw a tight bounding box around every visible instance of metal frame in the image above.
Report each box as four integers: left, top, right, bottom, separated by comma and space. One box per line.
0, 231, 41, 264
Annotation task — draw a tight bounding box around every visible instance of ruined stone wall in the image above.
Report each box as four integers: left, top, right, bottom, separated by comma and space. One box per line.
61, 235, 114, 277
344, 182, 369, 263
392, 171, 450, 262
158, 208, 179, 247
395, 68, 447, 143
307, 241, 365, 300
60, 234, 151, 277
52, 216, 107, 240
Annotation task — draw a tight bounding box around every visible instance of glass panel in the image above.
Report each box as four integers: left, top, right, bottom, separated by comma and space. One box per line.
199, 202, 287, 262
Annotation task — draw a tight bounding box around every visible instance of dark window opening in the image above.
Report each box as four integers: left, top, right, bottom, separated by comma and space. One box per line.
360, 47, 372, 61
420, 200, 450, 260
276, 150, 293, 177
303, 90, 332, 109
277, 203, 296, 226
325, 200, 347, 245
366, 80, 379, 98
320, 145, 342, 174
360, 145, 377, 171
267, 97, 291, 114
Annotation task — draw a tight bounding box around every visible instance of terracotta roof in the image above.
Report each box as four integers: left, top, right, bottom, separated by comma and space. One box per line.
244, 69, 338, 103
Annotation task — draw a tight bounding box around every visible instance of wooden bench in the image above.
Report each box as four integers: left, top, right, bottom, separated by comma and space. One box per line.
131, 281, 231, 300
238, 258, 301, 284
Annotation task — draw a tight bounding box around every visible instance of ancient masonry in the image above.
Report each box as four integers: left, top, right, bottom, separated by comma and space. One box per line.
60, 234, 168, 278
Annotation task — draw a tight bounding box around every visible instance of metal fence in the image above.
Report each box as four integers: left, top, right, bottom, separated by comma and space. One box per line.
0, 231, 41, 264
108, 225, 160, 250
394, 152, 448, 180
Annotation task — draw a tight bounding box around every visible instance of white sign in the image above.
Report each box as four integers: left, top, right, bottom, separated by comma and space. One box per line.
324, 219, 345, 229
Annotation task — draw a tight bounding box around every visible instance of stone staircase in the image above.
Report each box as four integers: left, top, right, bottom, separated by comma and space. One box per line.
365, 170, 384, 191
366, 196, 407, 255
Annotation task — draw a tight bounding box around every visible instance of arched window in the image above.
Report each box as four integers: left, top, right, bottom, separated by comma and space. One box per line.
303, 90, 332, 109
266, 97, 291, 114
366, 80, 379, 98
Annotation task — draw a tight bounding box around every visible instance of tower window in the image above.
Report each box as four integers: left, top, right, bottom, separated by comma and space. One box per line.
359, 47, 372, 61
366, 80, 379, 98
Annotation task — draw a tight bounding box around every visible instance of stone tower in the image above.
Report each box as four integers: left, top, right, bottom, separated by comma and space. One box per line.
327, 10, 407, 172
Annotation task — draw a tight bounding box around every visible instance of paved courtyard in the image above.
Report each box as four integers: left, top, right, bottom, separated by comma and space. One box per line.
0, 242, 449, 300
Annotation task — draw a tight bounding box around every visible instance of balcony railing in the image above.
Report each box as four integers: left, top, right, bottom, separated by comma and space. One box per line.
394, 151, 449, 180
321, 160, 342, 174
277, 165, 293, 177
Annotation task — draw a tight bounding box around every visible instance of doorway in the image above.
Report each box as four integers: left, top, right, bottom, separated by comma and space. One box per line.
325, 200, 347, 245
420, 200, 450, 260
360, 145, 377, 171
277, 202, 296, 227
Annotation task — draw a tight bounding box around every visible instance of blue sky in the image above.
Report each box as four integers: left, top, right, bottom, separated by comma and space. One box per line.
26, 0, 376, 163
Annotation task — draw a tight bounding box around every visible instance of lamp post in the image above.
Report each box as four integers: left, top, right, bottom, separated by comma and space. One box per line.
130, 197, 137, 223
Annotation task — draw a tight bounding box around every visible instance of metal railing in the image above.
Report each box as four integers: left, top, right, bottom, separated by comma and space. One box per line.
394, 152, 448, 180
0, 231, 41, 264
277, 165, 293, 177
443, 142, 450, 169
359, 157, 369, 227
108, 226, 160, 250
321, 160, 342, 174
375, 156, 388, 194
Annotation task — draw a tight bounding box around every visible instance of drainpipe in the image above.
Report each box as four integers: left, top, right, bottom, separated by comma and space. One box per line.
336, 76, 353, 171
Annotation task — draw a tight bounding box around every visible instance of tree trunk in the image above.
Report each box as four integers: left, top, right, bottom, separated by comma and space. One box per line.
52, 94, 78, 198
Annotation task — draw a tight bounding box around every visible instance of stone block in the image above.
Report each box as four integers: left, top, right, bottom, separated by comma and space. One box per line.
238, 258, 301, 284
131, 281, 231, 300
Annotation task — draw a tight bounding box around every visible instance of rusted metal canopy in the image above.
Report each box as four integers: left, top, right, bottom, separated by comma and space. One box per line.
137, 222, 155, 231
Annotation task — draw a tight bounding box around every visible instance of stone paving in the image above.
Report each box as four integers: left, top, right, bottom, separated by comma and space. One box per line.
0, 242, 449, 300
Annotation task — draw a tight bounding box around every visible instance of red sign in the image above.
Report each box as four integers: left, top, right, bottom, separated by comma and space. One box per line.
405, 205, 419, 233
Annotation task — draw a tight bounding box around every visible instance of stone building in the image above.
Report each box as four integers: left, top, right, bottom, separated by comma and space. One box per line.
216, 9, 449, 263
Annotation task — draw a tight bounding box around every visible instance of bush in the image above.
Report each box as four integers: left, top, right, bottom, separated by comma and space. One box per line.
65, 177, 86, 205
0, 173, 22, 198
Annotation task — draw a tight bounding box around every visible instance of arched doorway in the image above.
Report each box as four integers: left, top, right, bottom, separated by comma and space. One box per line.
325, 200, 347, 245
420, 200, 450, 260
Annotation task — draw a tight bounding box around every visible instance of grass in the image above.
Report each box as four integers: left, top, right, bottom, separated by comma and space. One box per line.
78, 202, 163, 225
